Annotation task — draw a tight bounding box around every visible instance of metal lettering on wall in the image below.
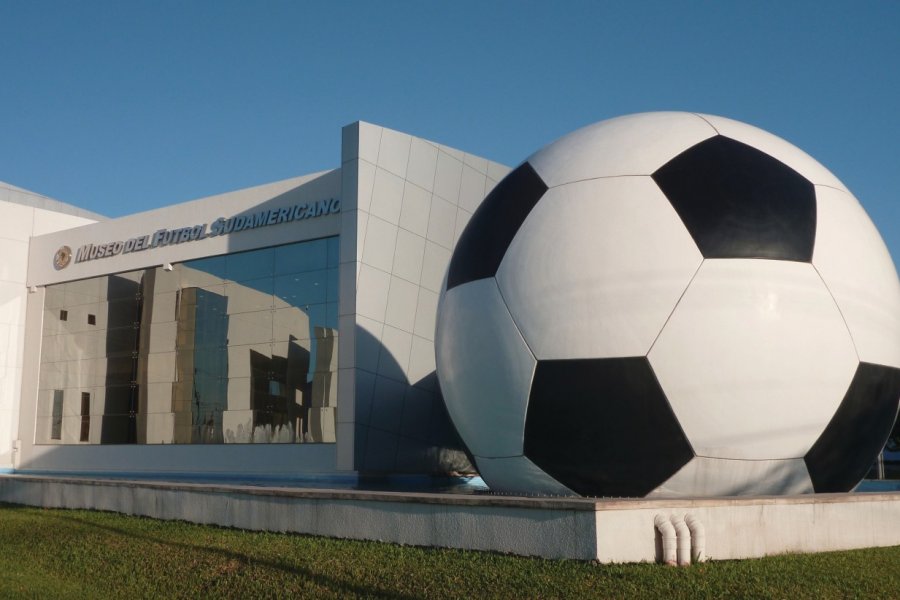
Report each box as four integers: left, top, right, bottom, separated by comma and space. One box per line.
60, 197, 341, 268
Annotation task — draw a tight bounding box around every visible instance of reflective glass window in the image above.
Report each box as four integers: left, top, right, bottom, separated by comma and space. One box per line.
275, 238, 326, 275
227, 248, 273, 282
274, 270, 328, 306
36, 237, 339, 445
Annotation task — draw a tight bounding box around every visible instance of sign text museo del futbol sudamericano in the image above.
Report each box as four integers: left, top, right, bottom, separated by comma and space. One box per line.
72, 197, 340, 265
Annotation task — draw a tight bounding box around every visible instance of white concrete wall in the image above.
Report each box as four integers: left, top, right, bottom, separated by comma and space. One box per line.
593, 494, 900, 562
1, 475, 898, 563
337, 122, 510, 472
0, 475, 597, 560
0, 184, 99, 470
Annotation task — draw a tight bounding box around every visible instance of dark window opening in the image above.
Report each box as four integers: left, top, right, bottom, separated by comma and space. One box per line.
59, 310, 68, 321
80, 392, 91, 442
87, 314, 96, 325
51, 390, 63, 440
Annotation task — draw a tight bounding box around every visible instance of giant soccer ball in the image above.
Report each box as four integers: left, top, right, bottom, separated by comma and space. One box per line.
435, 112, 900, 498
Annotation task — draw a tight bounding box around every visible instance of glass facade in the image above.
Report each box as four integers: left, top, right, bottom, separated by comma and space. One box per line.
36, 237, 339, 445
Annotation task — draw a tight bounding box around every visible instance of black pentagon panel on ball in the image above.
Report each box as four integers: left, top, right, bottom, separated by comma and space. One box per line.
446, 162, 548, 291
804, 362, 900, 493
523, 357, 694, 497
652, 135, 816, 261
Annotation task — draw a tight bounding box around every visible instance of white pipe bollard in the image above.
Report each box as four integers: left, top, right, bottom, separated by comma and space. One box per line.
685, 514, 706, 563
670, 514, 691, 566
654, 514, 677, 566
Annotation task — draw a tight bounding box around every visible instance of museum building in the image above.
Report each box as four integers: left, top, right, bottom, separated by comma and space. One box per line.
0, 122, 510, 479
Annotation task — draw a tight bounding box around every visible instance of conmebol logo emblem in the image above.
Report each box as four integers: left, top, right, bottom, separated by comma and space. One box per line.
53, 246, 72, 270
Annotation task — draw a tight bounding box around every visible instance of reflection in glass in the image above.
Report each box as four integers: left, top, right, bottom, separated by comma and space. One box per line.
36, 237, 339, 445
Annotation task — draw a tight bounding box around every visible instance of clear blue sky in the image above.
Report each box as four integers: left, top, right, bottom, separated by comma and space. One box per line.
2, 1, 898, 262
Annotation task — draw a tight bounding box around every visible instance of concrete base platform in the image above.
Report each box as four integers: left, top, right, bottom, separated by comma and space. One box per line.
0, 474, 898, 563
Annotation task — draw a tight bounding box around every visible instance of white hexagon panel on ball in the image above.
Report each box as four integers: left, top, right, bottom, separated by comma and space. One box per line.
495, 176, 702, 361
646, 259, 858, 460
434, 112, 900, 498
435, 278, 536, 459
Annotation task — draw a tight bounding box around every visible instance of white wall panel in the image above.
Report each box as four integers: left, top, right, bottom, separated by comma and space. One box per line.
376, 128, 411, 179
384, 276, 419, 333
32, 208, 96, 237
0, 365, 23, 465
339, 209, 359, 264
336, 368, 355, 423
405, 138, 438, 192
437, 144, 464, 162
413, 288, 438, 340
463, 153, 489, 174
341, 122, 360, 164
150, 291, 177, 323
340, 159, 360, 212
0, 240, 29, 283
497, 177, 702, 360
147, 322, 177, 353
0, 324, 10, 367
453, 207, 472, 247
335, 421, 355, 469
426, 196, 457, 250
145, 352, 176, 383
354, 369, 377, 425
370, 168, 404, 225
354, 213, 369, 269
355, 316, 385, 374
377, 325, 412, 382
0, 282, 25, 325
398, 183, 431, 238
0, 203, 35, 241
458, 165, 487, 213
8, 324, 24, 370
486, 161, 511, 183
399, 385, 432, 438
360, 216, 398, 273
406, 336, 436, 388
391, 229, 425, 285
357, 122, 382, 165
369, 375, 407, 433
337, 314, 356, 370
338, 262, 357, 317
420, 242, 452, 294
355, 160, 377, 213
433, 151, 463, 204
648, 259, 859, 460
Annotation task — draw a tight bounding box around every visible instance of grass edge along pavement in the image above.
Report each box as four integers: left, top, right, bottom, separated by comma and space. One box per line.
0, 503, 898, 599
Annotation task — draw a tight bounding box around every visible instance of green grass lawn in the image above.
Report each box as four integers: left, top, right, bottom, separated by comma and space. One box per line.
0, 503, 898, 599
